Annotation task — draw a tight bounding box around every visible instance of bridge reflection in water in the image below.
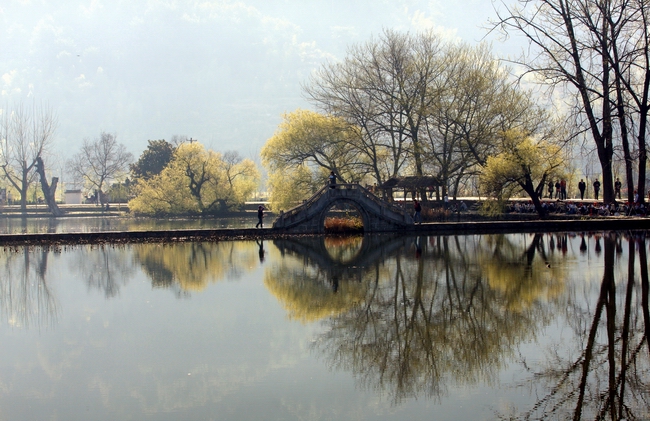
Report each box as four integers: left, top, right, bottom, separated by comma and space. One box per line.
273, 234, 410, 292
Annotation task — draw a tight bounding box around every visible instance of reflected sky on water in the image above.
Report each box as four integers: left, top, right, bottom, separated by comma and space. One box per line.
0, 232, 648, 420
0, 215, 261, 234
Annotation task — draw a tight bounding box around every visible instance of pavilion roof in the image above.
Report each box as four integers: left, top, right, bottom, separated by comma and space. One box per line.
379, 176, 440, 189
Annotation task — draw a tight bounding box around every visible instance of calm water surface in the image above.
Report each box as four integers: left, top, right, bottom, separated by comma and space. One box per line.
0, 215, 261, 234
0, 232, 648, 420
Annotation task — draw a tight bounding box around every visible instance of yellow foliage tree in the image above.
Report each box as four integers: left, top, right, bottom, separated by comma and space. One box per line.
261, 109, 363, 211
129, 142, 259, 215
480, 129, 565, 217
265, 165, 326, 212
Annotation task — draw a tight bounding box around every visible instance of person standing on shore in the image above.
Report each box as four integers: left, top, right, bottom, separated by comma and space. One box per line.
256, 205, 265, 228
578, 179, 586, 200
615, 178, 622, 199
593, 179, 601, 200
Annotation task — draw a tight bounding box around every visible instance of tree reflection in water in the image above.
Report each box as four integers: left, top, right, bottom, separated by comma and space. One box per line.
70, 245, 137, 298
0, 246, 59, 329
0, 231, 648, 418
508, 232, 650, 421
132, 241, 260, 294
268, 232, 650, 418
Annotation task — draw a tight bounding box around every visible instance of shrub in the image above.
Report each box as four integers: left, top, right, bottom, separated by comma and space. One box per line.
324, 216, 364, 233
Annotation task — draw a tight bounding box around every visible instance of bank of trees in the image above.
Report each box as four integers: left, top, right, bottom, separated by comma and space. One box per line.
494, 0, 650, 204
262, 30, 568, 212
0, 110, 259, 215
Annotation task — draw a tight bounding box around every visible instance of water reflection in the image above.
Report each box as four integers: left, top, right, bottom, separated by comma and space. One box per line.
71, 245, 137, 298
0, 232, 648, 420
268, 232, 650, 417
133, 242, 260, 292
0, 246, 59, 328
507, 233, 650, 421
0, 215, 261, 234
271, 234, 564, 403
267, 235, 407, 321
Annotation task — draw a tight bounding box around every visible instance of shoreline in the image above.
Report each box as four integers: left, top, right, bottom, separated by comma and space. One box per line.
1, 217, 648, 246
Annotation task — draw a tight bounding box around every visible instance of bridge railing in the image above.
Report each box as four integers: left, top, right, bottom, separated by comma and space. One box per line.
353, 184, 408, 217
277, 184, 331, 221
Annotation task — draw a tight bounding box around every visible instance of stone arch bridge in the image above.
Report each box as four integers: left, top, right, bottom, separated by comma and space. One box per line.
272, 183, 411, 233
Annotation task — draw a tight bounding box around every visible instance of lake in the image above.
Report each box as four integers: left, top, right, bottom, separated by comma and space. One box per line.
0, 231, 648, 420
0, 215, 261, 234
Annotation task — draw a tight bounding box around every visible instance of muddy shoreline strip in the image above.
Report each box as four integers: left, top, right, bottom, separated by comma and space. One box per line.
0, 218, 649, 247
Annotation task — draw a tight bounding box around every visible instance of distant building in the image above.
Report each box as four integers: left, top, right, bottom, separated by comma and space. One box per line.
64, 190, 83, 204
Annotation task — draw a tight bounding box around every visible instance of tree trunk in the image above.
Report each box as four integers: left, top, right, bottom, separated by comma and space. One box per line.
35, 157, 65, 217
521, 175, 546, 219
20, 167, 29, 213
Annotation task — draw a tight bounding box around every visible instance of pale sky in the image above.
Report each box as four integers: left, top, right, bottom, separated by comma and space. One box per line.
0, 0, 515, 164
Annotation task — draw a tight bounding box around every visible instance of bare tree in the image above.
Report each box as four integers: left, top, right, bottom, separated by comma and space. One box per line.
0, 102, 57, 212
305, 29, 446, 189
68, 132, 133, 207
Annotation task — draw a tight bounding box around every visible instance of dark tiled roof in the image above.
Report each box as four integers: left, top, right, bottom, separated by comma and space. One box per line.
379, 176, 439, 189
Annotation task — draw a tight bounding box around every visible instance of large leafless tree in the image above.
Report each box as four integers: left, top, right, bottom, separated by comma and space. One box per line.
0, 102, 57, 212
68, 132, 133, 207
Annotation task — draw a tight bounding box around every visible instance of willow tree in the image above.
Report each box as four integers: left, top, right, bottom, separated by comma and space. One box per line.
480, 129, 566, 217
422, 42, 550, 199
129, 142, 259, 215
304, 29, 446, 189
261, 109, 363, 211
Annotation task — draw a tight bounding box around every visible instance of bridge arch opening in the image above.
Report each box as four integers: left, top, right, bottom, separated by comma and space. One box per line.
323, 236, 364, 264
321, 199, 368, 234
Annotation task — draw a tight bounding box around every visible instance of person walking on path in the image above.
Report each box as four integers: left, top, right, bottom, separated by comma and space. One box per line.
329, 171, 336, 189
614, 178, 622, 199
578, 179, 586, 200
256, 205, 265, 228
593, 179, 601, 201
413, 199, 422, 224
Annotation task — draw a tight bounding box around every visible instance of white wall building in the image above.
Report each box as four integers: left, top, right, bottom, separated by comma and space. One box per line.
64, 190, 83, 205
